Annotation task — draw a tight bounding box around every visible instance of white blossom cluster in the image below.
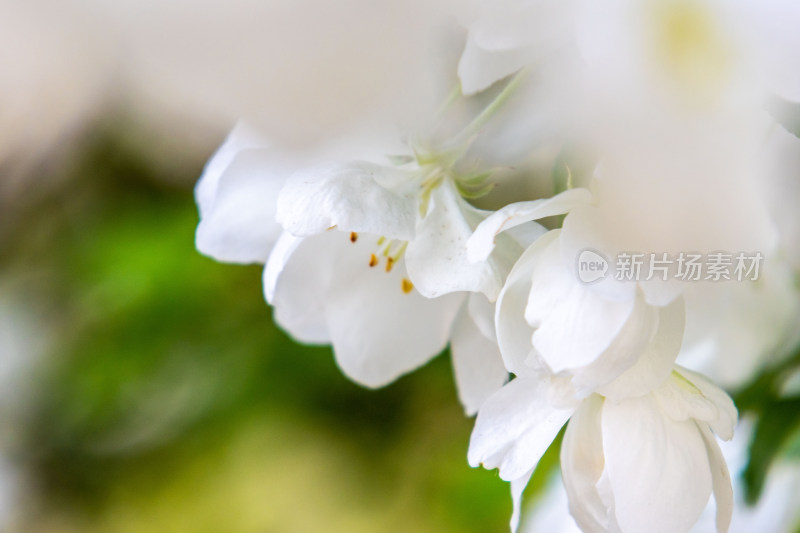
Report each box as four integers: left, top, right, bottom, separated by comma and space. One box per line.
194, 1, 800, 532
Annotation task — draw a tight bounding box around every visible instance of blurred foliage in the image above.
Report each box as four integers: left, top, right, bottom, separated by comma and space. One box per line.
734, 346, 800, 506
2, 129, 564, 532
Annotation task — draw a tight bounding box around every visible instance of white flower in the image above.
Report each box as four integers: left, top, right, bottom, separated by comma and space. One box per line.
561, 369, 736, 533
469, 366, 737, 532
265, 151, 530, 399
521, 418, 800, 533
467, 224, 690, 530
195, 69, 563, 410
196, 123, 535, 407
470, 225, 683, 398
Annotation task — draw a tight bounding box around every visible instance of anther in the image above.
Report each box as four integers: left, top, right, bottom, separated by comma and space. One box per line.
350, 232, 358, 243
401, 278, 414, 294
369, 254, 378, 267
386, 257, 395, 273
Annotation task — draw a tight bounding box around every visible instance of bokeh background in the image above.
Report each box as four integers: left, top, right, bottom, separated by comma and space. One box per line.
2, 1, 800, 532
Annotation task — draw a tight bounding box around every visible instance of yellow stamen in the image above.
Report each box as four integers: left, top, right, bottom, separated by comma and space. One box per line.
369, 254, 378, 267
401, 278, 414, 294
390, 242, 408, 263
349, 232, 358, 243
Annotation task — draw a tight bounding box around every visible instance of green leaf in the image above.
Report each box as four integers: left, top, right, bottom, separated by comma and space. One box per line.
742, 397, 800, 504
733, 344, 800, 504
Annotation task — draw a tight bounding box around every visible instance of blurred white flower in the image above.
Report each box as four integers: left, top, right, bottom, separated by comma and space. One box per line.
459, 0, 800, 110
89, 0, 466, 147
678, 255, 800, 388
1, 0, 471, 191
761, 123, 800, 270
457, 0, 578, 95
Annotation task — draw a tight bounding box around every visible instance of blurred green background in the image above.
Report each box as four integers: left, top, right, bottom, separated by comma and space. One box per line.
0, 123, 567, 533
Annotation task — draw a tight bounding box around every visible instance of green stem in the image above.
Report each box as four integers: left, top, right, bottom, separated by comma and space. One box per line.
451, 68, 529, 147
434, 83, 463, 120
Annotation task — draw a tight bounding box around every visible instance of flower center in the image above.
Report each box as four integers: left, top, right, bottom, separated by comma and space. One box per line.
649, 0, 733, 102
348, 232, 414, 294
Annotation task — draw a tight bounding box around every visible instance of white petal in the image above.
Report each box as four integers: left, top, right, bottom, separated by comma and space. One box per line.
602, 395, 712, 533
468, 290, 497, 342
450, 297, 508, 416
195, 122, 269, 215
322, 234, 463, 388
196, 147, 290, 264
266, 229, 464, 385
276, 161, 418, 240
263, 230, 302, 303
465, 0, 554, 51
561, 395, 619, 533
458, 34, 531, 95
558, 203, 638, 304
264, 232, 336, 344
698, 423, 734, 533
511, 469, 535, 533
762, 124, 800, 269
406, 182, 507, 300
503, 220, 550, 250
593, 297, 685, 401
467, 188, 592, 264
468, 377, 575, 481
525, 235, 637, 373
749, 0, 800, 102
495, 231, 560, 376
568, 289, 660, 396
674, 367, 738, 441
458, 0, 577, 94
654, 373, 720, 428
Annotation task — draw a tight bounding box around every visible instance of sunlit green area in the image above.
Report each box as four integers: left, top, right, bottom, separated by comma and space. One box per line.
0, 128, 567, 532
